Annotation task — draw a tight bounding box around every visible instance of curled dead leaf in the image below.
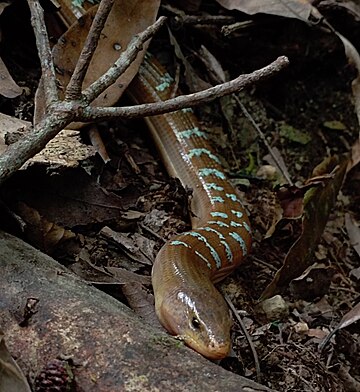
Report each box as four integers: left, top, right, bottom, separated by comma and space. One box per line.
0, 57, 23, 98
262, 155, 347, 299
215, 0, 313, 20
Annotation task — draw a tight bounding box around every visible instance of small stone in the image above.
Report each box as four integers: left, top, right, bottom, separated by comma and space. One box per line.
257, 295, 289, 321
293, 321, 309, 334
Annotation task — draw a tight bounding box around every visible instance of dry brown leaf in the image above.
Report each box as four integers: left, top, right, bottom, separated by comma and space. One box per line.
264, 182, 316, 239
105, 267, 151, 285
122, 282, 161, 328
167, 27, 211, 92
289, 263, 336, 301
0, 57, 23, 98
100, 226, 154, 265
337, 301, 360, 330
0, 2, 11, 15
345, 213, 360, 258
15, 202, 76, 253
35, 0, 160, 125
88, 125, 110, 164
335, 33, 360, 133
347, 138, 360, 172
0, 332, 31, 392
70, 251, 151, 285
307, 328, 328, 339
262, 156, 347, 299
0, 1, 22, 99
215, 0, 313, 20
51, 0, 159, 115
319, 301, 360, 350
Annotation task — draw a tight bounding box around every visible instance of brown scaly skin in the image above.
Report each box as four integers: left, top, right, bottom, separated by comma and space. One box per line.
128, 54, 251, 359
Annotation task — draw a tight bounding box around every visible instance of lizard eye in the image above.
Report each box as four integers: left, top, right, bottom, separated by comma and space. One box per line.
191, 316, 201, 330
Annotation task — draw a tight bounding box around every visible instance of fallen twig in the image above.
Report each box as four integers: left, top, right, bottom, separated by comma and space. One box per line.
28, 0, 58, 107
224, 293, 262, 383
234, 96, 294, 186
0, 0, 289, 187
65, 0, 115, 101
82, 57, 289, 121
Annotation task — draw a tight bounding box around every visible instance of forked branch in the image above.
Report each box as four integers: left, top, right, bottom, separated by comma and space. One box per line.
0, 0, 289, 186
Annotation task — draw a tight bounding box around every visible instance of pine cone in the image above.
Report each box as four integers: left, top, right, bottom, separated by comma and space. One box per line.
34, 359, 73, 392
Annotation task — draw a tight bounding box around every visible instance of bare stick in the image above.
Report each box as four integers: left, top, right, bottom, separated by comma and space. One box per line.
224, 294, 262, 384
82, 56, 289, 120
65, 0, 115, 100
0, 0, 288, 189
27, 0, 58, 106
0, 56, 288, 186
234, 96, 294, 186
161, 4, 236, 26
82, 16, 167, 103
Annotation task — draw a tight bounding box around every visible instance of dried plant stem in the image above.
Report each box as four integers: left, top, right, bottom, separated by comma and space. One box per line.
65, 0, 115, 100
28, 0, 58, 107
0, 0, 289, 188
83, 57, 289, 121
82, 16, 167, 103
234, 96, 294, 186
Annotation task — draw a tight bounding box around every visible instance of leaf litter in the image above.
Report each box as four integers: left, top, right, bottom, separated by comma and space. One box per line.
1, 0, 360, 391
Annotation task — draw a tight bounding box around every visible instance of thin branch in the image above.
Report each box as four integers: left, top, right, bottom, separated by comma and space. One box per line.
0, 1, 288, 190
82, 16, 167, 103
0, 55, 288, 187
234, 96, 294, 186
224, 294, 262, 384
82, 56, 289, 121
27, 0, 58, 106
161, 4, 236, 26
65, 0, 115, 100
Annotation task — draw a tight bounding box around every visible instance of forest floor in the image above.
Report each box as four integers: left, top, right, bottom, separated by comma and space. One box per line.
1, 1, 360, 391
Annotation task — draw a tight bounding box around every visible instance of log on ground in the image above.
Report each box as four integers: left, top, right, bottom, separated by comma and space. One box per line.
0, 231, 275, 392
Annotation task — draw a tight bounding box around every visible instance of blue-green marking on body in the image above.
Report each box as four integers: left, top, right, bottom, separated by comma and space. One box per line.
194, 250, 212, 269
170, 240, 190, 248
201, 226, 225, 239
210, 212, 228, 219
226, 193, 239, 202
230, 221, 243, 227
229, 232, 248, 256
198, 168, 226, 180
188, 148, 221, 164
186, 231, 221, 268
231, 210, 243, 219
221, 240, 233, 262
243, 221, 251, 233
171, 239, 212, 269
205, 183, 224, 191
208, 220, 229, 228
179, 127, 208, 139
156, 73, 174, 92
211, 196, 225, 204
201, 227, 233, 264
